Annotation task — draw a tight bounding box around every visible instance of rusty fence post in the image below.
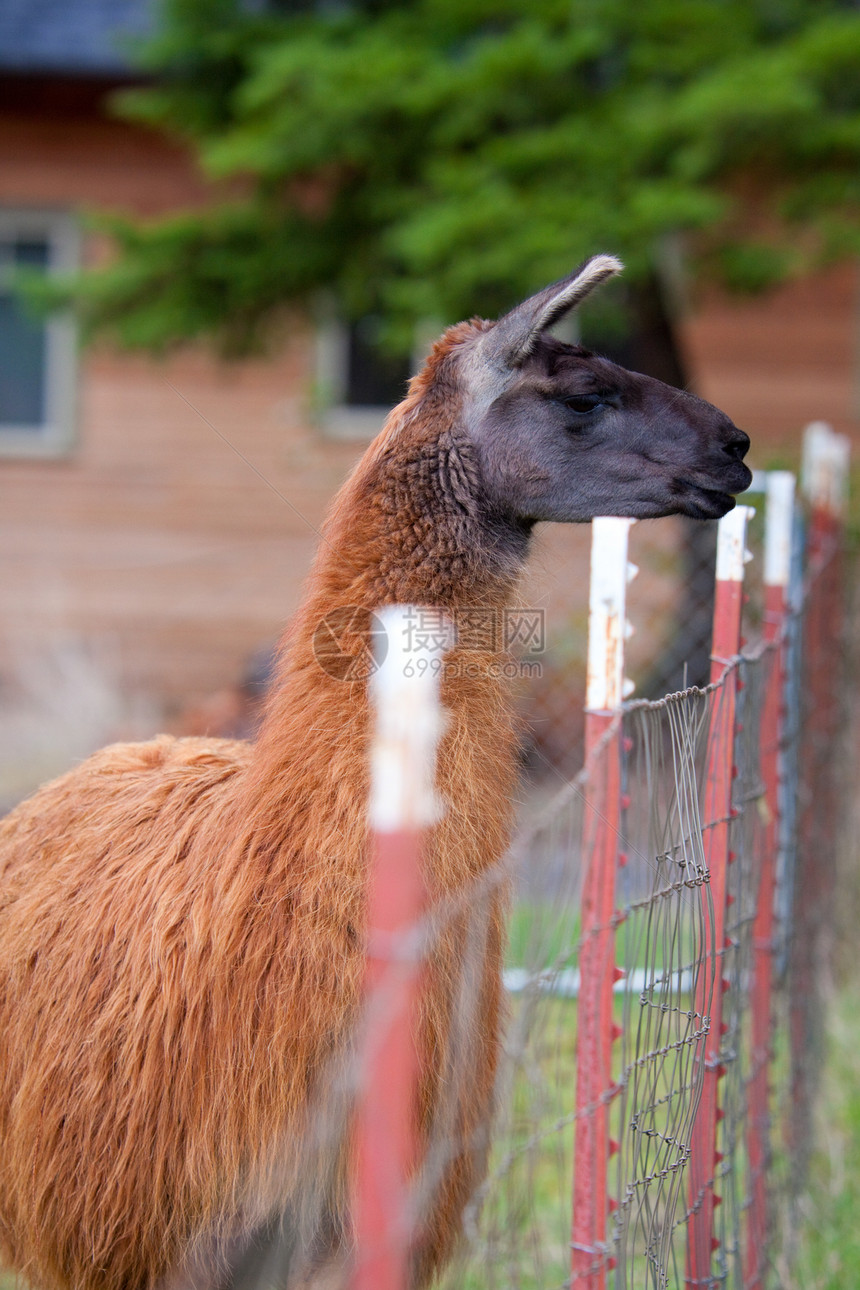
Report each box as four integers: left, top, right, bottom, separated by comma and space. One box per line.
572, 516, 637, 1288
744, 472, 795, 1289
686, 504, 755, 1288
789, 423, 850, 1176
351, 605, 445, 1290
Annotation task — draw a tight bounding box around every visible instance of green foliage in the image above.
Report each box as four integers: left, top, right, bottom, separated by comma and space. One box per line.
66, 0, 860, 352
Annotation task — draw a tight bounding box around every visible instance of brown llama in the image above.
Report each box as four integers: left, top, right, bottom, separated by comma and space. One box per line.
0, 256, 751, 1290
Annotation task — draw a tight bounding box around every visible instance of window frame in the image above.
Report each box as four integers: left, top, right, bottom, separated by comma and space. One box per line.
314, 308, 438, 442
0, 208, 80, 459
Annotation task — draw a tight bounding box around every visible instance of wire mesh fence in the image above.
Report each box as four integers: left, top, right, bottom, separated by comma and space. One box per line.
348, 425, 850, 1290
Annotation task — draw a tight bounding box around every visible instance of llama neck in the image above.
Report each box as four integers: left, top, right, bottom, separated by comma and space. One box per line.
244, 409, 529, 881
305, 418, 530, 612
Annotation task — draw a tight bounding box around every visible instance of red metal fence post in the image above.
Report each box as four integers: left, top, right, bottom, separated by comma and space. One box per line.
351, 605, 445, 1290
789, 423, 850, 1175
572, 516, 636, 1288
745, 472, 795, 1289
686, 504, 755, 1288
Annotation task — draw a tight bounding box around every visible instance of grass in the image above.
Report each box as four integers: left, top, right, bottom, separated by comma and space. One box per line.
440, 993, 579, 1290
505, 902, 580, 971
478, 898, 860, 1287
442, 979, 860, 1289
780, 987, 860, 1288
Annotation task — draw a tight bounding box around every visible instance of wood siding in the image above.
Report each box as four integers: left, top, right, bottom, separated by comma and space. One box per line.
1, 99, 858, 750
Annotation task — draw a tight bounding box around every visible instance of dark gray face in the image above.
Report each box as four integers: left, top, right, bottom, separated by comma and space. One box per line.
472, 337, 752, 525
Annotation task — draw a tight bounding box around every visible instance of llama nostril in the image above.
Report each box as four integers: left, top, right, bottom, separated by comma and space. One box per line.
724, 430, 750, 463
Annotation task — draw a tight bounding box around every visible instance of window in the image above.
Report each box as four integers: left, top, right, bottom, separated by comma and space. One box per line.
315, 310, 425, 441
0, 210, 79, 457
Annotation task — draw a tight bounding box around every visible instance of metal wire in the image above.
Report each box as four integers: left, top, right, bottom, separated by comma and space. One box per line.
441, 530, 842, 1290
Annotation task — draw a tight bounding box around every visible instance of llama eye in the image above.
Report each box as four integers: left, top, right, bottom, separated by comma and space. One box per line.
563, 394, 605, 415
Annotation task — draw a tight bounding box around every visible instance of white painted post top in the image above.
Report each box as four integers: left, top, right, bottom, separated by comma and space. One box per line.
802, 420, 851, 515
715, 505, 756, 583
802, 420, 830, 505
586, 516, 636, 712
764, 472, 796, 589
369, 605, 446, 832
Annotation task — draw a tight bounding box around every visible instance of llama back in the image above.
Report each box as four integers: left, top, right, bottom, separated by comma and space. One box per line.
0, 620, 518, 1290
0, 735, 281, 1290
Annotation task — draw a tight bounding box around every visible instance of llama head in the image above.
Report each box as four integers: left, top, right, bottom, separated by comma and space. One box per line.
458, 255, 752, 524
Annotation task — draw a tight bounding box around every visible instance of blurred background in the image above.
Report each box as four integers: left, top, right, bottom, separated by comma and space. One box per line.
3, 0, 860, 1280
3, 0, 860, 809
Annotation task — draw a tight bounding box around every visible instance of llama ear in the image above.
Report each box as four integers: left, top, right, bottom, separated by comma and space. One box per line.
483, 254, 624, 370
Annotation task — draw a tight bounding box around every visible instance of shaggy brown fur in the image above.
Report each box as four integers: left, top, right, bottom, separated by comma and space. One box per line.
0, 323, 519, 1290
0, 257, 751, 1290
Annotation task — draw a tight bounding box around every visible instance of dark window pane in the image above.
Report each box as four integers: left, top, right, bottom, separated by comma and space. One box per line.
0, 295, 46, 426
581, 325, 636, 369
0, 237, 49, 427
578, 281, 636, 369
14, 240, 49, 269
346, 316, 411, 408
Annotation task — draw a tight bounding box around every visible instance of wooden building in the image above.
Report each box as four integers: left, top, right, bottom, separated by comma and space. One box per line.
1, 0, 857, 798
